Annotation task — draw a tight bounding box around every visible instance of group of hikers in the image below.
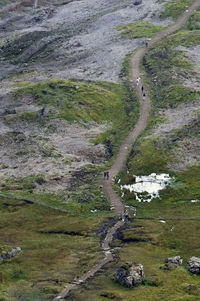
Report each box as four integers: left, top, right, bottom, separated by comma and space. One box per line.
135, 40, 149, 100
103, 171, 130, 221
103, 171, 109, 180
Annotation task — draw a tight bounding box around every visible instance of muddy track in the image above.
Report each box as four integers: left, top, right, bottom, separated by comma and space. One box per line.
53, 1, 200, 300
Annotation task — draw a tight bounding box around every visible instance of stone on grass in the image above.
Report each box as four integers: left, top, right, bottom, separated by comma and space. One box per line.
162, 256, 183, 270
187, 257, 200, 275
0, 247, 22, 263
115, 263, 145, 287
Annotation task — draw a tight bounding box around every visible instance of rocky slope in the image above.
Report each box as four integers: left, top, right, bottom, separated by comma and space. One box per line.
0, 0, 169, 196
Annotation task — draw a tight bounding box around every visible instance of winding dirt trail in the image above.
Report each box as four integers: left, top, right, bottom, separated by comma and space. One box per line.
53, 1, 200, 299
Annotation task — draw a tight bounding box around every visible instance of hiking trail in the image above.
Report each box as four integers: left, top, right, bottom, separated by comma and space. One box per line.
53, 1, 200, 299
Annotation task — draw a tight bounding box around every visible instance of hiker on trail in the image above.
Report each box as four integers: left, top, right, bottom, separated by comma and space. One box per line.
40, 106, 45, 116
136, 77, 141, 85
141, 86, 144, 93
124, 209, 129, 220
104, 172, 109, 180
145, 41, 148, 48
143, 93, 146, 100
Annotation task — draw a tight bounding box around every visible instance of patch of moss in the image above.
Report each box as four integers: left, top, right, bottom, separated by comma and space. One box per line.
142, 29, 200, 109
160, 0, 195, 21
117, 21, 165, 39
127, 138, 171, 175
14, 79, 139, 158
67, 214, 200, 300
187, 7, 200, 30
0, 175, 46, 191
0, 196, 107, 299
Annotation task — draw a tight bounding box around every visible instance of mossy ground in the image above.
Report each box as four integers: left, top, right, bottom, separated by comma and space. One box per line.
160, 0, 195, 21
66, 202, 200, 301
117, 21, 165, 39
0, 165, 113, 215
0, 195, 111, 300
14, 79, 138, 159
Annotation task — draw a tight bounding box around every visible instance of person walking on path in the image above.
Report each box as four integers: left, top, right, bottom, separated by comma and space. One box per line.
143, 93, 146, 100
104, 172, 109, 180
136, 76, 140, 85
141, 86, 144, 93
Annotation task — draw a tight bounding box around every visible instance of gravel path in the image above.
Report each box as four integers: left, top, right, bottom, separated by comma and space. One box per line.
53, 1, 200, 299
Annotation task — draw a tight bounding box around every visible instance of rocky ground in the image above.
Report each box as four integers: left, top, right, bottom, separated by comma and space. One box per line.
0, 0, 171, 193
0, 0, 171, 84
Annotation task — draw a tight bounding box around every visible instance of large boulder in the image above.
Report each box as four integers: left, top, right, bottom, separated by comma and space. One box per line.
187, 257, 200, 275
115, 263, 145, 287
162, 256, 183, 270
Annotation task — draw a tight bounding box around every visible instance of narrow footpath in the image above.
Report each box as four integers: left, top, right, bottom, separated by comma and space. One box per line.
53, 1, 200, 299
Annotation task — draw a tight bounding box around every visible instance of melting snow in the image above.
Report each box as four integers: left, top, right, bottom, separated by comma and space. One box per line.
121, 173, 172, 202
160, 220, 166, 223
191, 199, 199, 203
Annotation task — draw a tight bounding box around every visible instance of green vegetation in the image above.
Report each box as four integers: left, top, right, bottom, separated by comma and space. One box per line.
19, 111, 41, 122
143, 30, 200, 108
187, 6, 200, 30
14, 79, 133, 123
160, 0, 195, 21
0, 166, 112, 216
14, 79, 139, 158
111, 15, 200, 301
117, 21, 165, 39
0, 196, 107, 300
66, 209, 200, 300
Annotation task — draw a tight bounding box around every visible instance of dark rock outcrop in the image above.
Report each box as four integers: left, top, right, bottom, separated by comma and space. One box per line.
133, 0, 142, 5
187, 257, 200, 275
115, 263, 145, 287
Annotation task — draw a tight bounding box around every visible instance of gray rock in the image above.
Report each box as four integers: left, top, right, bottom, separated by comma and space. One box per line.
162, 256, 183, 270
187, 257, 200, 275
133, 0, 142, 5
115, 263, 145, 287
166, 256, 183, 266
1, 247, 22, 260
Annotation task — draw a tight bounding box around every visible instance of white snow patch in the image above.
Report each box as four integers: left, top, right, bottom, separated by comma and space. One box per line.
121, 173, 172, 202
91, 209, 98, 213
160, 220, 166, 224
191, 199, 199, 203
